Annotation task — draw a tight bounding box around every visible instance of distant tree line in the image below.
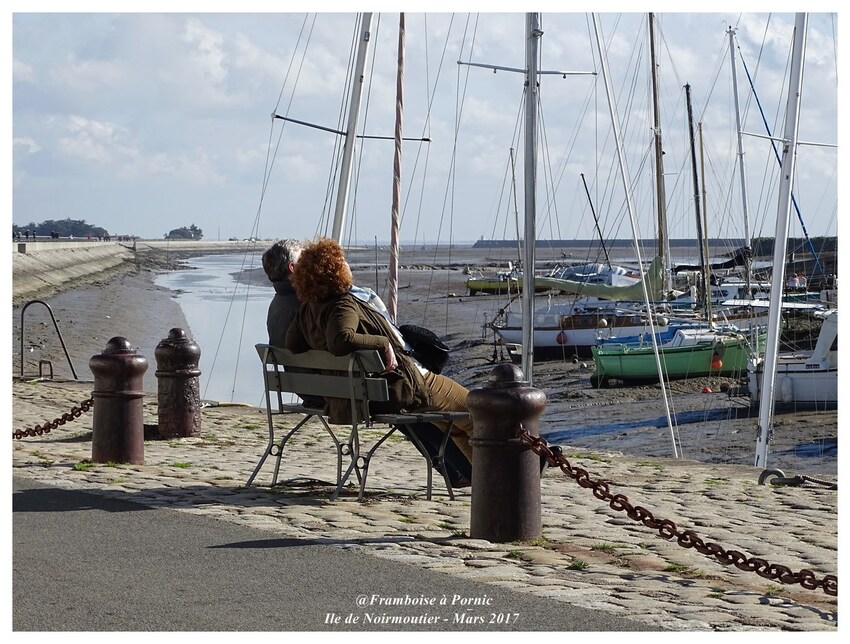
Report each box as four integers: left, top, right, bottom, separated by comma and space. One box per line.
12, 218, 207, 241
13, 218, 110, 239
165, 224, 203, 240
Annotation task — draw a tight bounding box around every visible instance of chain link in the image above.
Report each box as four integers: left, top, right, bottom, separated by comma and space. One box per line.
13, 397, 94, 440
522, 428, 838, 597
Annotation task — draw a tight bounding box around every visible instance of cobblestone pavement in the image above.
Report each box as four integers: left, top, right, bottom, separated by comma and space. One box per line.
11, 378, 838, 632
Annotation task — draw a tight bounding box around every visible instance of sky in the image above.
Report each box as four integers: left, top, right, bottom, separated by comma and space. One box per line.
6, 2, 841, 246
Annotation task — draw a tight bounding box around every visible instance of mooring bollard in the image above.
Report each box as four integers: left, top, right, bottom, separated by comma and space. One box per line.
89, 337, 148, 464
155, 328, 202, 438
466, 363, 547, 542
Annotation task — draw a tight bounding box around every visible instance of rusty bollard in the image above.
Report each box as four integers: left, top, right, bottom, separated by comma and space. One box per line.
155, 328, 202, 438
89, 337, 148, 464
467, 363, 547, 542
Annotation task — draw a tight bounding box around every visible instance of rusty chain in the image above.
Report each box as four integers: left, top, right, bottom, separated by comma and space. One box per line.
13, 397, 94, 440
520, 428, 838, 597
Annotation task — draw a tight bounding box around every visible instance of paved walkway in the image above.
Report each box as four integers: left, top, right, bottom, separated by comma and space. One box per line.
11, 378, 838, 632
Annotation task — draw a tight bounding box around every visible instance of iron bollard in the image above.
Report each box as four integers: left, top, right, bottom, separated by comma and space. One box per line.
467, 363, 547, 542
155, 328, 202, 438
89, 337, 148, 464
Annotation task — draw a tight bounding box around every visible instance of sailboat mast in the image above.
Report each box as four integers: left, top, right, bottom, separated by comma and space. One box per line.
332, 12, 374, 243
728, 26, 752, 294
580, 172, 612, 269
754, 13, 808, 468
649, 13, 669, 295
387, 12, 405, 323
699, 122, 712, 322
521, 12, 541, 384
508, 148, 522, 263
593, 13, 679, 458
685, 84, 708, 313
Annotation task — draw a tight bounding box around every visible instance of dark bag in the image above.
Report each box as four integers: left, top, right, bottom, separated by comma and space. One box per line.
399, 324, 450, 374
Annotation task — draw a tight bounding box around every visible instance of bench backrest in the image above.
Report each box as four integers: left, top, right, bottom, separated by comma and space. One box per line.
256, 344, 390, 423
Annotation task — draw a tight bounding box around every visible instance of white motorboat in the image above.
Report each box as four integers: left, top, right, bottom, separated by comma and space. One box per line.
747, 308, 837, 410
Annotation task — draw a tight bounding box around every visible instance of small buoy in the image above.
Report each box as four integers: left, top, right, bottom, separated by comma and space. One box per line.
597, 318, 609, 328
710, 354, 723, 370
719, 382, 730, 392
702, 386, 712, 393
580, 362, 588, 369
556, 330, 568, 345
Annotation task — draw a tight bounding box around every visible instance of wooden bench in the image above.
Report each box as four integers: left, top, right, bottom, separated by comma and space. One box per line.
247, 344, 471, 501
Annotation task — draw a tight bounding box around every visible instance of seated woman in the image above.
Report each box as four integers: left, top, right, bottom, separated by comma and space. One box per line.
285, 237, 474, 463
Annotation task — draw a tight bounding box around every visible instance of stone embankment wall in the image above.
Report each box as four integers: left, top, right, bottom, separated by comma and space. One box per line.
11, 240, 260, 302
12, 242, 135, 302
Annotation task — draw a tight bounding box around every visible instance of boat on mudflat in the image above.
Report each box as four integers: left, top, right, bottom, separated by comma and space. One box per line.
747, 308, 837, 410
465, 264, 549, 295
590, 326, 764, 386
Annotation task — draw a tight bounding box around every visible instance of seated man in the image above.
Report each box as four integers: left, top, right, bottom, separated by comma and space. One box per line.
262, 239, 302, 348
262, 239, 324, 409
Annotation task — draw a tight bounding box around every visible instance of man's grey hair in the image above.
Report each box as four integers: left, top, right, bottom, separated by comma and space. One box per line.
262, 239, 303, 282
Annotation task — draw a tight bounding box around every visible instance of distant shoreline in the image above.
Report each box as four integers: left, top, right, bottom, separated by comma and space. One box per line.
470, 236, 837, 254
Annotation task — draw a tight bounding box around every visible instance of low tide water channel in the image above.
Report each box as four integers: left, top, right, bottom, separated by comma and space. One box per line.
155, 253, 272, 407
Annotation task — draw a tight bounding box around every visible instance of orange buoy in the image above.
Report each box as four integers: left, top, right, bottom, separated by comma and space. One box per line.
710, 354, 723, 370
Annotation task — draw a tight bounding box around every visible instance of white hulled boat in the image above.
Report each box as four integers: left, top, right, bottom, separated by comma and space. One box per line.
747, 308, 837, 410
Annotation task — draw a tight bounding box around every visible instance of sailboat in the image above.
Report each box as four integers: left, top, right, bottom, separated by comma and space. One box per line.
466, 261, 552, 295
465, 262, 523, 295
749, 13, 839, 469
744, 14, 838, 419
588, 75, 772, 384
490, 255, 707, 360
591, 325, 762, 385
490, 13, 713, 361
747, 308, 837, 410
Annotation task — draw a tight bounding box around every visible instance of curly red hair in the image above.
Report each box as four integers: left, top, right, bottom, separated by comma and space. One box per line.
289, 237, 353, 303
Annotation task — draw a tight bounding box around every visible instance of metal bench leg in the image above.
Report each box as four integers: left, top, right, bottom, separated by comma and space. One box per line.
316, 417, 344, 488
331, 427, 399, 501
356, 428, 399, 501
271, 416, 316, 486
400, 426, 437, 501
246, 414, 312, 486
246, 403, 282, 486
332, 428, 360, 501
435, 422, 458, 500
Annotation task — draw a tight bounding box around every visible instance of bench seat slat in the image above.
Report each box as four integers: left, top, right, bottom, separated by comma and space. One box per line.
264, 371, 389, 402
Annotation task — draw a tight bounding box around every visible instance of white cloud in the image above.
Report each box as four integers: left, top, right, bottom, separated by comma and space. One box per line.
183, 17, 228, 86
13, 137, 41, 154
57, 115, 133, 163
50, 55, 124, 94
12, 57, 34, 82
121, 149, 224, 185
